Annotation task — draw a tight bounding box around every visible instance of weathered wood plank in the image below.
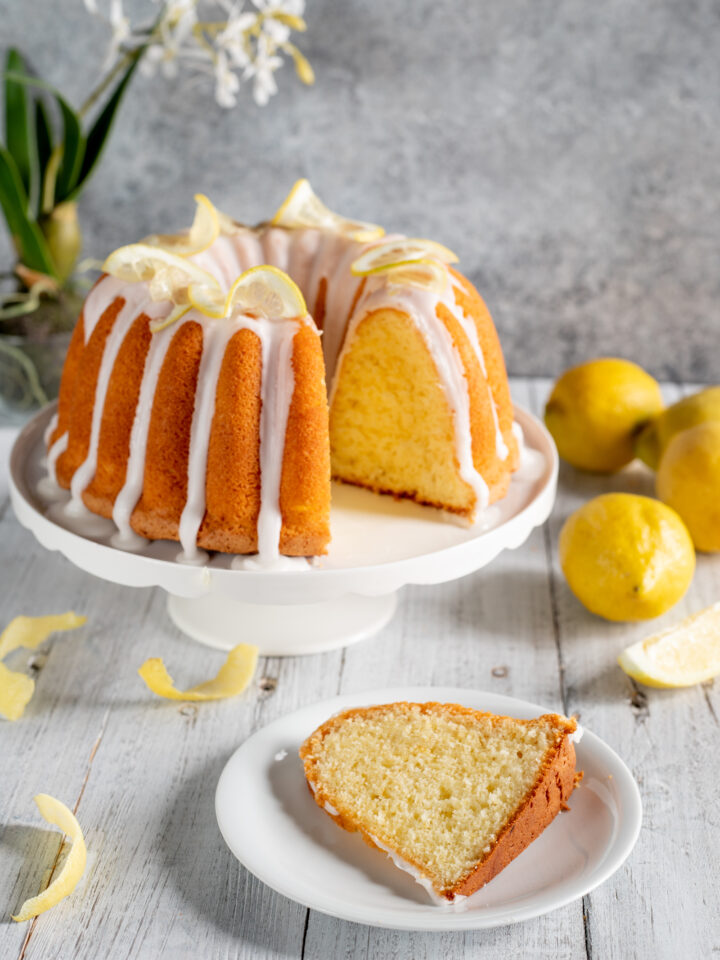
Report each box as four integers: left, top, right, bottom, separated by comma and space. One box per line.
0, 378, 717, 960
541, 381, 720, 960
302, 379, 587, 959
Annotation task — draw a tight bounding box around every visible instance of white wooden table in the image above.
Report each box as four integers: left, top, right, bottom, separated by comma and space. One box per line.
1, 378, 718, 960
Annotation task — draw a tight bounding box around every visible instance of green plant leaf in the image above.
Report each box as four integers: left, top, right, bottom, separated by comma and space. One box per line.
54, 95, 84, 202
72, 51, 141, 196
0, 146, 57, 277
4, 50, 39, 214
3, 71, 85, 204
35, 99, 53, 183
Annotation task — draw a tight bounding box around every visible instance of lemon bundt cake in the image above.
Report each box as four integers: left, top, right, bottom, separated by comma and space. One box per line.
44, 183, 519, 563
300, 702, 581, 902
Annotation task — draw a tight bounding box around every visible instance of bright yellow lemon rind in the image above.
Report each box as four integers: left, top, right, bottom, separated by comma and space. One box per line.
12, 795, 87, 922
138, 643, 259, 701
271, 179, 384, 242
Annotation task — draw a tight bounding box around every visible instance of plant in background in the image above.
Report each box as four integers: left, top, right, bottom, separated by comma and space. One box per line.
0, 0, 312, 415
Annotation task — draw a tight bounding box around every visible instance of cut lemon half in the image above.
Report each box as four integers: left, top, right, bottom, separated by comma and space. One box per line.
351, 237, 458, 276
271, 179, 384, 242
618, 601, 720, 688
189, 265, 307, 321
144, 193, 220, 256
384, 259, 449, 294
12, 794, 87, 922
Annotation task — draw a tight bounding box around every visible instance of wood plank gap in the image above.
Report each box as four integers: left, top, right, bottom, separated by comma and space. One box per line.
15, 706, 112, 960
541, 520, 568, 715
299, 908, 310, 958
703, 686, 719, 726
335, 647, 347, 695
582, 895, 593, 959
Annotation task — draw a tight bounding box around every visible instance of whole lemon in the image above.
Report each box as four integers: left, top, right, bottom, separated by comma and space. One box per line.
656, 422, 720, 553
545, 359, 664, 472
635, 386, 720, 469
559, 493, 695, 621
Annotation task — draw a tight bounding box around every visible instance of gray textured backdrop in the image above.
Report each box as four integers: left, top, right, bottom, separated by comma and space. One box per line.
1, 0, 719, 379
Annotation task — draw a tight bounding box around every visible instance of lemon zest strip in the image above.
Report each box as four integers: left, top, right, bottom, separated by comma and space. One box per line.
12, 795, 87, 923
138, 643, 259, 701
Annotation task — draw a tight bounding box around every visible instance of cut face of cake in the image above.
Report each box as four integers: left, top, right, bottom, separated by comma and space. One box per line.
299, 702, 580, 902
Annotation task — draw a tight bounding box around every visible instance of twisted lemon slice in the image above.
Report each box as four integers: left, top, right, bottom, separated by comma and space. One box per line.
189, 265, 307, 321
618, 602, 720, 688
144, 193, 220, 256
272, 179, 384, 242
12, 795, 87, 922
103, 244, 220, 332
382, 259, 449, 294
138, 643, 258, 701
350, 237, 458, 276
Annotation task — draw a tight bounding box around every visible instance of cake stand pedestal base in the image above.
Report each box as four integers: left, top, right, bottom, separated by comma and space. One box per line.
166, 591, 399, 656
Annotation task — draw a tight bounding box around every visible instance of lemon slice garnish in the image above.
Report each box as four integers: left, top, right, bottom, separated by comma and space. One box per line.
12, 795, 87, 922
103, 243, 221, 332
189, 265, 307, 321
144, 194, 221, 256
271, 179, 384, 242
0, 613, 87, 722
138, 643, 258, 701
618, 602, 720, 688
103, 243, 217, 292
350, 237, 458, 277
382, 258, 449, 294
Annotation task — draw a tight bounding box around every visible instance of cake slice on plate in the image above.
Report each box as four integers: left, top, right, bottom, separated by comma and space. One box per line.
299, 701, 581, 902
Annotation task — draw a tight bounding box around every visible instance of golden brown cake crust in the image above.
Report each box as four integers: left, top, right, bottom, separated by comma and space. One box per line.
299, 701, 579, 901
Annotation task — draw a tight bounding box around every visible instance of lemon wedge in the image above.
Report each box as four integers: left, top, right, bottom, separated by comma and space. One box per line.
618, 602, 720, 687
350, 237, 458, 277
271, 179, 384, 242
189, 265, 307, 321
12, 795, 87, 922
138, 643, 258, 701
144, 193, 220, 256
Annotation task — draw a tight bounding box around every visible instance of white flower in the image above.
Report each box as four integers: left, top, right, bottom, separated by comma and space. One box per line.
83, 0, 311, 109
216, 6, 257, 69
214, 49, 241, 108
243, 34, 283, 106
253, 0, 305, 15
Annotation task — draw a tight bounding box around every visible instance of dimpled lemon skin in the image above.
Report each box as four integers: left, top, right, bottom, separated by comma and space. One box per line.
656, 422, 720, 553
559, 493, 695, 622
545, 359, 664, 473
635, 386, 720, 470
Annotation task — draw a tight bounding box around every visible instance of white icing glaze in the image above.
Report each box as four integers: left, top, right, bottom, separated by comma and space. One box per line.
48, 219, 509, 561
111, 324, 174, 546
368, 834, 469, 910
44, 412, 58, 447
570, 724, 584, 744
46, 430, 68, 485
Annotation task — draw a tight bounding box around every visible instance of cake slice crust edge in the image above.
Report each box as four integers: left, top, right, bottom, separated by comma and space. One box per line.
299, 701, 580, 901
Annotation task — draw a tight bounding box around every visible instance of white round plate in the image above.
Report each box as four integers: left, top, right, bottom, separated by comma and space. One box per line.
10, 404, 557, 606
216, 687, 642, 931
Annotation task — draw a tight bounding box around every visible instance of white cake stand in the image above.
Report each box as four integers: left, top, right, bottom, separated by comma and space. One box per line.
9, 404, 557, 656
